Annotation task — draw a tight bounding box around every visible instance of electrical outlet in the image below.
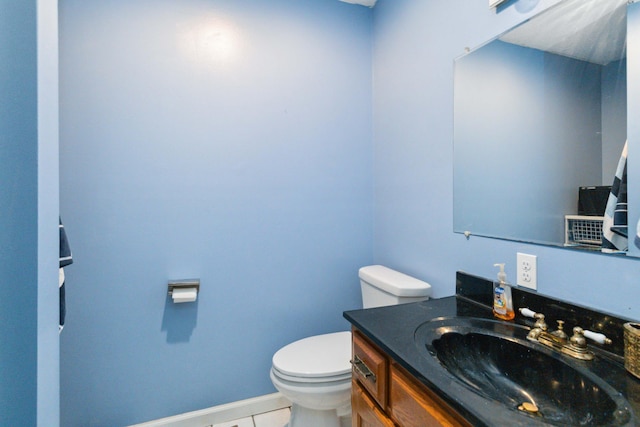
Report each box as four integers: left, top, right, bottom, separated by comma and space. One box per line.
517, 253, 537, 290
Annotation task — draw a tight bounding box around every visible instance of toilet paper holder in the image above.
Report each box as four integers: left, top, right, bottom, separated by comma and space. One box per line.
167, 279, 200, 297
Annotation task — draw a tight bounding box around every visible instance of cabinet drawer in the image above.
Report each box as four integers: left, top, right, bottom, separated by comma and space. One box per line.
352, 330, 388, 409
352, 381, 395, 427
389, 364, 471, 427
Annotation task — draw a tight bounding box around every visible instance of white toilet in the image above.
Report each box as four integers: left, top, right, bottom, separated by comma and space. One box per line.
270, 265, 432, 427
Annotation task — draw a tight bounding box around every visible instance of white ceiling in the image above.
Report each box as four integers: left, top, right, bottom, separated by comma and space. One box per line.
499, 0, 627, 65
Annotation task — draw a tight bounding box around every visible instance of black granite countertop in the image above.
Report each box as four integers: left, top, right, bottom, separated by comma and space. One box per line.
343, 273, 640, 427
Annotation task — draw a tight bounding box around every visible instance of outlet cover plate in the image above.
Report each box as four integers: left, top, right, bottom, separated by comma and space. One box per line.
517, 253, 537, 290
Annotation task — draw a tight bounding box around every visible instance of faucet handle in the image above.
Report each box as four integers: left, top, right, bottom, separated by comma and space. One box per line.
519, 307, 537, 318
570, 327, 587, 349
519, 308, 548, 331
534, 314, 548, 331
582, 329, 612, 345
570, 327, 612, 350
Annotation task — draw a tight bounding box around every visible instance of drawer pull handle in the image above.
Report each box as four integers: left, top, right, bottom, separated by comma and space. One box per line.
351, 355, 377, 383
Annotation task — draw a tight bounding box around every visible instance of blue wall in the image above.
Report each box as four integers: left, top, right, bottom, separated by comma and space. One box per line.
59, 0, 373, 425
1, 0, 60, 425
602, 58, 627, 183
372, 0, 640, 311
0, 2, 38, 425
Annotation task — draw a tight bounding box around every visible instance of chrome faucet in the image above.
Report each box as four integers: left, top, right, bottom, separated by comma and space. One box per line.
519, 308, 612, 361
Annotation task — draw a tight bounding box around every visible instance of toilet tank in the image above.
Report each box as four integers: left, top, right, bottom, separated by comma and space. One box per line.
359, 265, 432, 309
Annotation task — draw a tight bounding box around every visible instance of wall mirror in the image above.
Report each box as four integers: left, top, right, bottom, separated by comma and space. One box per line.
453, 0, 640, 257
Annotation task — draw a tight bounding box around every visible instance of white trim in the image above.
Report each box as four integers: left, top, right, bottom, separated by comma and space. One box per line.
128, 393, 291, 427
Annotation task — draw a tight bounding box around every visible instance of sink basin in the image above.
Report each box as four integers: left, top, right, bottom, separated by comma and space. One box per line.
415, 317, 632, 426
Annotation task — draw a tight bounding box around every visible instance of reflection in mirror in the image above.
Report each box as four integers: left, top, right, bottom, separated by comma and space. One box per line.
453, 0, 632, 256
629, 1, 640, 257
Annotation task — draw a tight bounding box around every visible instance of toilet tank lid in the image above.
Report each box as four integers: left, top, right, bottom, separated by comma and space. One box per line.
359, 265, 432, 297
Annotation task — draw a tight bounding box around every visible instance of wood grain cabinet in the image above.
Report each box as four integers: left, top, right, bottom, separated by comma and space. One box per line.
353, 380, 395, 427
351, 328, 471, 427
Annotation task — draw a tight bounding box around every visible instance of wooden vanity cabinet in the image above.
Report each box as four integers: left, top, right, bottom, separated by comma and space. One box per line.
353, 380, 395, 427
351, 329, 471, 427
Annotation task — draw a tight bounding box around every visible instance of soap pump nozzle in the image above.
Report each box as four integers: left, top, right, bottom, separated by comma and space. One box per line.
494, 263, 506, 284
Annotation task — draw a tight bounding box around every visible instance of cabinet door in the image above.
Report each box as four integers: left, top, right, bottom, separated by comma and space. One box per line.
353, 381, 396, 427
389, 364, 471, 427
353, 330, 388, 409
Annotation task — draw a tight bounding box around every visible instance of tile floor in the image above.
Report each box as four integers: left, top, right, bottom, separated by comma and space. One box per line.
208, 407, 291, 427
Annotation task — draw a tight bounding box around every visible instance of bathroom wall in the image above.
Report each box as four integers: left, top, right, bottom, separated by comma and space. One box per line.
58, 0, 372, 425
0, 0, 60, 425
602, 58, 627, 184
371, 0, 640, 317
0, 3, 38, 424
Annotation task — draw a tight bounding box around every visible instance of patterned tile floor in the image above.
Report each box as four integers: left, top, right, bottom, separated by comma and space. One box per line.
209, 407, 291, 427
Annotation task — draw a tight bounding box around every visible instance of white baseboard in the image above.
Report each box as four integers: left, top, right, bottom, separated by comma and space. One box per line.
129, 392, 291, 427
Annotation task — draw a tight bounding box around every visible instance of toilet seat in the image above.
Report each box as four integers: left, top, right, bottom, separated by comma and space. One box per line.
272, 367, 352, 384
272, 331, 351, 383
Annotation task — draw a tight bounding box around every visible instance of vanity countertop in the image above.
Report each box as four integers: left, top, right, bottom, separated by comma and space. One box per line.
344, 292, 640, 426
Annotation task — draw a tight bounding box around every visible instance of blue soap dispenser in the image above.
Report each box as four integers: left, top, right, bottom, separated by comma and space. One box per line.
493, 263, 514, 320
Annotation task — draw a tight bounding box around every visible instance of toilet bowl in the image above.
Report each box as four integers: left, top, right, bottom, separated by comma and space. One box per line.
270, 265, 432, 427
270, 332, 352, 427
